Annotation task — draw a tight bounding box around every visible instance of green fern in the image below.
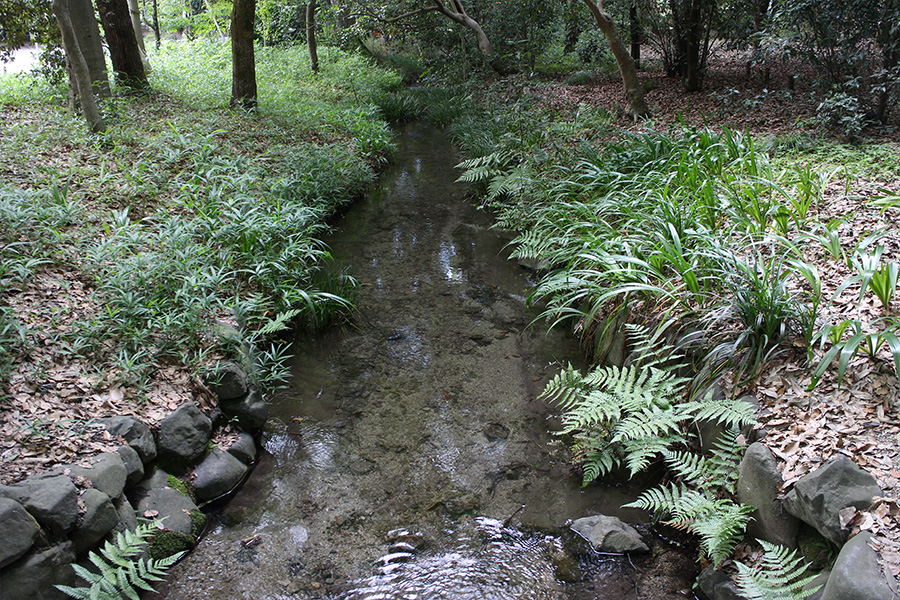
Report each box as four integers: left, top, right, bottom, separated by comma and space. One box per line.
683, 392, 757, 429
455, 151, 516, 184
625, 483, 754, 565
734, 540, 822, 600
56, 522, 185, 600
258, 308, 304, 336
662, 427, 745, 494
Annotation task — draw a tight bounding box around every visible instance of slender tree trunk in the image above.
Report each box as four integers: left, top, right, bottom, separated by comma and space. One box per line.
126, 0, 147, 57
67, 0, 110, 97
230, 0, 258, 109
629, 3, 641, 69
96, 0, 148, 88
581, 0, 650, 118
430, 0, 513, 74
306, 0, 318, 73
151, 0, 160, 49
52, 0, 106, 132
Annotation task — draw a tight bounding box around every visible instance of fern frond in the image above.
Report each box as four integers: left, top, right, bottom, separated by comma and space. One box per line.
734, 540, 822, 600
661, 449, 711, 485
540, 363, 585, 410
258, 308, 303, 336
612, 404, 686, 442
56, 522, 185, 600
455, 151, 516, 183
706, 428, 746, 493
623, 482, 690, 516
685, 392, 757, 429
623, 434, 684, 477
579, 447, 620, 484
690, 500, 755, 565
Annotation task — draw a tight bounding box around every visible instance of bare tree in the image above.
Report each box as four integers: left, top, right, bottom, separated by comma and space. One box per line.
231, 0, 258, 109
52, 0, 106, 132
580, 0, 650, 118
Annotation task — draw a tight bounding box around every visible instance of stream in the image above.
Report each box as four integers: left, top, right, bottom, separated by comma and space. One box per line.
157, 124, 696, 600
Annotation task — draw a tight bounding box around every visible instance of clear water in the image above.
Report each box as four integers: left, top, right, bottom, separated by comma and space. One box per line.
156, 124, 694, 600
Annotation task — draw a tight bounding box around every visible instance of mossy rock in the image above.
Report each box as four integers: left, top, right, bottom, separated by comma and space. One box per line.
167, 474, 195, 501
190, 509, 207, 537
149, 530, 196, 560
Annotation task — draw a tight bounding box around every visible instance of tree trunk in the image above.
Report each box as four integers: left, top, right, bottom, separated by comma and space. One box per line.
306, 0, 318, 73
67, 0, 110, 97
581, 0, 650, 118
230, 0, 258, 109
430, 0, 513, 75
96, 0, 148, 88
52, 0, 106, 132
629, 3, 641, 69
126, 0, 147, 58
151, 0, 160, 49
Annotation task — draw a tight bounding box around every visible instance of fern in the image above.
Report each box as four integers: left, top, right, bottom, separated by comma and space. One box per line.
661, 427, 745, 494
734, 540, 822, 600
684, 392, 757, 429
56, 522, 185, 600
625, 483, 754, 565
258, 308, 304, 336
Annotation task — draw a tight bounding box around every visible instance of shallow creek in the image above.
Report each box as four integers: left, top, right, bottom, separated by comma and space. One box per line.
158, 124, 696, 600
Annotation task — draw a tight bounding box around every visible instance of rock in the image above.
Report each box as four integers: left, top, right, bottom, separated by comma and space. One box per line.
202, 361, 249, 401
737, 442, 800, 548
99, 416, 157, 464
135, 487, 199, 536
570, 515, 649, 553
134, 466, 172, 492
821, 533, 897, 600
116, 444, 145, 486
112, 494, 138, 534
0, 541, 76, 600
226, 433, 257, 465
71, 489, 118, 555
784, 456, 881, 546
192, 449, 248, 502
56, 452, 127, 499
157, 402, 212, 471
220, 387, 268, 431
0, 497, 41, 569
0, 473, 79, 535
696, 565, 749, 600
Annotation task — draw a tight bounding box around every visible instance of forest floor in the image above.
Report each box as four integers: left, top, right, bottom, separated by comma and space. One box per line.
3, 48, 900, 576
531, 49, 900, 574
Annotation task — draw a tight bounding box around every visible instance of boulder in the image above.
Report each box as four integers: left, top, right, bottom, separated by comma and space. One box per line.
0, 541, 76, 600
71, 489, 118, 555
156, 402, 212, 471
135, 488, 198, 536
56, 452, 127, 499
570, 515, 649, 553
696, 566, 750, 600
821, 533, 897, 600
116, 444, 145, 486
192, 449, 248, 502
99, 416, 157, 464
0, 473, 79, 535
784, 456, 881, 546
226, 433, 257, 465
112, 494, 138, 534
134, 466, 171, 493
202, 361, 249, 401
737, 442, 800, 548
220, 387, 268, 431
0, 497, 41, 569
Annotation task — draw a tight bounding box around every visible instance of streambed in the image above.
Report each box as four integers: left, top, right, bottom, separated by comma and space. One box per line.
157, 124, 695, 600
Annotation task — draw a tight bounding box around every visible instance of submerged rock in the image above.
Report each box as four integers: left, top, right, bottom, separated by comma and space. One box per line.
570, 515, 649, 553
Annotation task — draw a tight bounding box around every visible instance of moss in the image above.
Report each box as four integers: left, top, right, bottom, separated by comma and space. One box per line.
190, 509, 208, 537
148, 530, 196, 560
166, 474, 195, 501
